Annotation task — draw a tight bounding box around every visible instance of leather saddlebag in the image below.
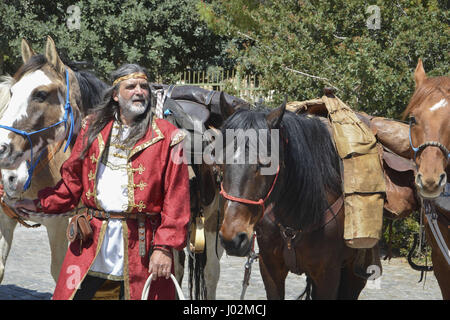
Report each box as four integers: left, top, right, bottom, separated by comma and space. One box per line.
380, 147, 418, 220
67, 211, 93, 245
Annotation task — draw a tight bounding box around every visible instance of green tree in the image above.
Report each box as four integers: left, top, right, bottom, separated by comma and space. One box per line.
199, 0, 449, 117
0, 0, 234, 81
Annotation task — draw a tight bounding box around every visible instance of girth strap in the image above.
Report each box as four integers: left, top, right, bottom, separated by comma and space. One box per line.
267, 195, 344, 274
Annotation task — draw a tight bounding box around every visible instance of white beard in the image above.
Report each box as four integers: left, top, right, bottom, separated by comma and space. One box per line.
118, 93, 148, 119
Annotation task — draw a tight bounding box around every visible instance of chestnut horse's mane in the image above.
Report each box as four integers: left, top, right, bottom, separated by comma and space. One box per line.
402, 76, 450, 120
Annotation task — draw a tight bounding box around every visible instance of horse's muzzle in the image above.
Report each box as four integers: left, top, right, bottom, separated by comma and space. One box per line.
219, 231, 251, 257
415, 172, 447, 199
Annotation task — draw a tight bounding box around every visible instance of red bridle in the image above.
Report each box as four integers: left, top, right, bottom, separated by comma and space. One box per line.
219, 165, 280, 217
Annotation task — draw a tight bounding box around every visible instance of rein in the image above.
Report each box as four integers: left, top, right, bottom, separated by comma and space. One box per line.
219, 165, 280, 217
0, 69, 74, 191
409, 118, 450, 161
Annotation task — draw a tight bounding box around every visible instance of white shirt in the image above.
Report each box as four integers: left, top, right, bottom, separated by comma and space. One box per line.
89, 123, 130, 280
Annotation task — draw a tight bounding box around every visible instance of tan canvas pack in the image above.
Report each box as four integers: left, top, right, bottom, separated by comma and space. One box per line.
287, 91, 385, 248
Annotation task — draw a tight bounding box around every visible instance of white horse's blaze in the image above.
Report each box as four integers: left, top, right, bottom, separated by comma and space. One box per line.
429, 98, 448, 112
1, 161, 30, 198
0, 70, 53, 145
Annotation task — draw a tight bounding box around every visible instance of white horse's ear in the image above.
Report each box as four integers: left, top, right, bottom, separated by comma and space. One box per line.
45, 36, 65, 74
414, 58, 427, 88
21, 39, 35, 64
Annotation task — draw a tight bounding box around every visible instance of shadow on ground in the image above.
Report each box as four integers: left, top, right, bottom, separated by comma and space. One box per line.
0, 285, 52, 300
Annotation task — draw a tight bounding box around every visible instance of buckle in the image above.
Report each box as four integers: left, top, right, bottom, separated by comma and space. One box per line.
282, 227, 299, 240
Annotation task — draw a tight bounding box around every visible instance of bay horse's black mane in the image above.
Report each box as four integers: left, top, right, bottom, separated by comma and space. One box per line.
222, 108, 342, 229
15, 54, 107, 114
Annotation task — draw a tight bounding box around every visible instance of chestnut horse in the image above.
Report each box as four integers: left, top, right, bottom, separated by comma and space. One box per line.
403, 59, 449, 299
0, 37, 107, 284
218, 98, 376, 299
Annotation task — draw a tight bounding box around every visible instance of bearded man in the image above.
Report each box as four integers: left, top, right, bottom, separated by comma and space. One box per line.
14, 64, 190, 300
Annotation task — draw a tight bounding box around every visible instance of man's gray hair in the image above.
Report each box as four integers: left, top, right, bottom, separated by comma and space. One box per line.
79, 63, 155, 158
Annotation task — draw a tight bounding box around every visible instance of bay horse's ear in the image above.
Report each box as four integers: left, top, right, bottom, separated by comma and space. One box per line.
219, 91, 236, 120
414, 58, 427, 88
45, 36, 65, 74
266, 95, 287, 129
21, 39, 35, 64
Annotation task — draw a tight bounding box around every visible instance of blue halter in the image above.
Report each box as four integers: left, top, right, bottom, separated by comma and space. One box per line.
0, 69, 74, 191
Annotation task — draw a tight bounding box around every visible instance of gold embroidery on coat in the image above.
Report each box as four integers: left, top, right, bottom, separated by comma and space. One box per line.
128, 117, 164, 159
131, 163, 145, 175
86, 189, 95, 200
131, 201, 146, 212
134, 181, 148, 191
93, 134, 106, 210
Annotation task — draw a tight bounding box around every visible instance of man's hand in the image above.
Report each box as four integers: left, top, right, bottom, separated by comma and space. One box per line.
148, 249, 172, 280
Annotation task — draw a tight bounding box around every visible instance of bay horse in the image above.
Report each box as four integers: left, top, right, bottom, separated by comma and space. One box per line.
218, 97, 376, 299
403, 59, 449, 299
0, 36, 107, 284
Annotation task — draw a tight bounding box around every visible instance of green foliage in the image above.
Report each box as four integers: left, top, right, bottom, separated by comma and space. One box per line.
200, 0, 449, 117
0, 0, 234, 81
381, 212, 432, 262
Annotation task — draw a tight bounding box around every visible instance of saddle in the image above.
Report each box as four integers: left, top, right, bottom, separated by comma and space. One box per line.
287, 92, 419, 222
356, 112, 419, 220
288, 90, 386, 249
151, 84, 249, 131
150, 84, 249, 254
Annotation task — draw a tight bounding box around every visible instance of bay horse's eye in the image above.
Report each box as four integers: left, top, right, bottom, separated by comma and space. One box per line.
409, 115, 417, 125
33, 90, 48, 102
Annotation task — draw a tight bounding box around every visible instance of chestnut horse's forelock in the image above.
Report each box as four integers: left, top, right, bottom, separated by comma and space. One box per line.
402, 76, 450, 119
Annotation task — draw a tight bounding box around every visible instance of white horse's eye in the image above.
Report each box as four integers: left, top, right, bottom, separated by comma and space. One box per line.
33, 90, 48, 102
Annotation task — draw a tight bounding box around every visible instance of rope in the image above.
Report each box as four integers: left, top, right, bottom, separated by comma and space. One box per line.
155, 89, 166, 119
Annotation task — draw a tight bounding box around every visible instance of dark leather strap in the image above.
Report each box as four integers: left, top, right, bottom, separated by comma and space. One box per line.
266, 195, 344, 274
86, 208, 158, 220
85, 208, 160, 257
267, 195, 344, 235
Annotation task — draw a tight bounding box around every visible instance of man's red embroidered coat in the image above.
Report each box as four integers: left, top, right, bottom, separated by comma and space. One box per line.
36, 117, 190, 300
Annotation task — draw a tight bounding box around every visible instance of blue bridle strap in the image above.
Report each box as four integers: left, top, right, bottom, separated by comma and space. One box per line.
0, 69, 74, 191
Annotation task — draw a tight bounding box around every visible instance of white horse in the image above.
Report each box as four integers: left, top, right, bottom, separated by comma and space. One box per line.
0, 37, 106, 285
0, 37, 225, 300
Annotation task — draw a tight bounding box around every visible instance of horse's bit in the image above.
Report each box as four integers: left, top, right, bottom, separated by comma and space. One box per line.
408, 116, 450, 161
0, 69, 74, 190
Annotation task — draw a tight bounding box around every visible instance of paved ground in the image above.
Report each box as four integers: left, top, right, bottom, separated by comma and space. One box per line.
0, 224, 443, 300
